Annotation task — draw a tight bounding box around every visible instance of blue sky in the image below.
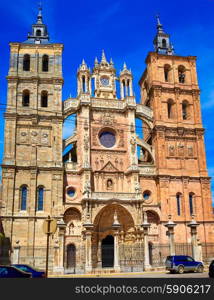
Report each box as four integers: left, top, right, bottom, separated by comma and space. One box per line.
0, 0, 214, 205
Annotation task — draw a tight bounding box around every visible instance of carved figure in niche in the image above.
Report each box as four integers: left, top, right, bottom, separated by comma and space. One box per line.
83, 181, 91, 198
95, 157, 99, 169
68, 222, 74, 235
100, 156, 104, 166
135, 181, 141, 193
178, 143, 184, 156
188, 146, 193, 156
115, 158, 118, 167
107, 179, 113, 190
130, 136, 136, 154
169, 145, 175, 156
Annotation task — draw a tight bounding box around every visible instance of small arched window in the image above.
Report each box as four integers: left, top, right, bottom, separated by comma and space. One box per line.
123, 80, 126, 98
164, 64, 170, 82
22, 90, 30, 107
42, 55, 49, 72
20, 185, 27, 211
162, 39, 167, 48
176, 193, 182, 216
167, 99, 174, 119
36, 29, 42, 37
82, 75, 86, 93
178, 65, 186, 83
37, 186, 44, 211
182, 101, 188, 120
23, 54, 30, 71
41, 91, 48, 107
189, 193, 194, 216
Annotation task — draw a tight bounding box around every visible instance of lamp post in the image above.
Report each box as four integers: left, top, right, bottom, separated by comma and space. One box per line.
187, 215, 199, 260
164, 215, 177, 256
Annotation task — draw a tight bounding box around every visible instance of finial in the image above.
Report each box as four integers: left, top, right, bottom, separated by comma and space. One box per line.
123, 62, 127, 70
110, 58, 114, 65
82, 59, 86, 65
101, 50, 107, 63
156, 14, 161, 26
37, 2, 43, 24
156, 14, 163, 33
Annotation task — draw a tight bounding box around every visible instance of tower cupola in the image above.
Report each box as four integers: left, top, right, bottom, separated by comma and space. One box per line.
24, 5, 50, 44
153, 15, 174, 55
119, 63, 133, 98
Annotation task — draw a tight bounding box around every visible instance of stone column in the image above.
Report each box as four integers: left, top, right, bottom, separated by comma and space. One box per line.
187, 215, 200, 260
53, 240, 60, 273
54, 218, 66, 274
97, 239, 102, 268
12, 240, 20, 264
164, 215, 177, 256
120, 81, 124, 99
141, 214, 151, 271
83, 222, 94, 273
112, 212, 121, 272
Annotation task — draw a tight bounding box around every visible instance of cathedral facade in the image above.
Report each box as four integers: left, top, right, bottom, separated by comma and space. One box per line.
1, 9, 214, 273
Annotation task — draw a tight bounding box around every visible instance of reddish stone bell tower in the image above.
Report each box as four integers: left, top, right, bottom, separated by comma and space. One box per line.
139, 16, 214, 244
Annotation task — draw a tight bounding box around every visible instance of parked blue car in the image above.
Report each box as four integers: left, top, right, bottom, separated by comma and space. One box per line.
0, 265, 32, 278
165, 255, 204, 274
12, 264, 46, 278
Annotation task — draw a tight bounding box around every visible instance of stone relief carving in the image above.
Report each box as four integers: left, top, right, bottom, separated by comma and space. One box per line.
178, 143, 184, 156
169, 145, 175, 156
118, 129, 124, 147
100, 112, 116, 126
187, 146, 193, 156
84, 134, 89, 151
92, 127, 99, 146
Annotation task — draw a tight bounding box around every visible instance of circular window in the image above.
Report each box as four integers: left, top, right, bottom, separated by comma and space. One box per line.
143, 191, 151, 200
67, 187, 76, 198
99, 131, 116, 148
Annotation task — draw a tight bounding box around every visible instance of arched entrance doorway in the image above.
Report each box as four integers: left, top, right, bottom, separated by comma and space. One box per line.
67, 244, 76, 271
102, 235, 114, 268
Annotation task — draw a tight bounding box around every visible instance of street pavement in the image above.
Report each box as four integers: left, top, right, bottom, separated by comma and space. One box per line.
50, 271, 210, 278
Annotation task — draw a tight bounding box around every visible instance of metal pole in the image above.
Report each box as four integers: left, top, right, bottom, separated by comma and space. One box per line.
45, 215, 51, 278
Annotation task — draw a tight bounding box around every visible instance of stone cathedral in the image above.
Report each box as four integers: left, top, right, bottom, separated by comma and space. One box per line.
1, 8, 214, 274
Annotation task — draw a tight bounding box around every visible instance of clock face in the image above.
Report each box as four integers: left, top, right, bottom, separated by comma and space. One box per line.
100, 77, 109, 86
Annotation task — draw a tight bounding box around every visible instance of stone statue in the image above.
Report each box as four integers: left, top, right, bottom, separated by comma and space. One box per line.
83, 181, 91, 198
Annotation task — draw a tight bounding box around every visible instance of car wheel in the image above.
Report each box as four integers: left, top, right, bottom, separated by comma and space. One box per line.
177, 266, 184, 274
197, 265, 204, 273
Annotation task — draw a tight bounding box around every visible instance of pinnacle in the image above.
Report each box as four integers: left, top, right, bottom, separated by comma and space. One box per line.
101, 50, 107, 63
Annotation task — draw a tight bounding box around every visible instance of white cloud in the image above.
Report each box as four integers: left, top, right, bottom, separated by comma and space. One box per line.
95, 2, 120, 24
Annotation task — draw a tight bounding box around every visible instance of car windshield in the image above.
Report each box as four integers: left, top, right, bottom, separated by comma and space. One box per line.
15, 265, 41, 272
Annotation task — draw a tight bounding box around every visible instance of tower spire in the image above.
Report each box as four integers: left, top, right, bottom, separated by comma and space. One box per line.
25, 5, 50, 44
153, 15, 174, 55
37, 2, 43, 24
156, 14, 164, 33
